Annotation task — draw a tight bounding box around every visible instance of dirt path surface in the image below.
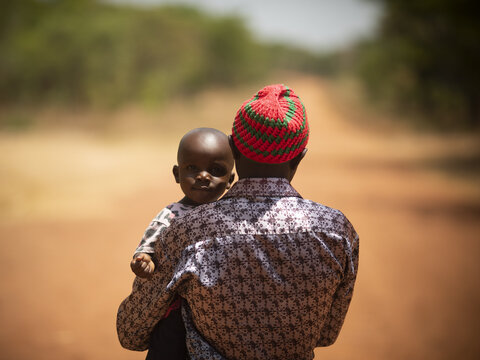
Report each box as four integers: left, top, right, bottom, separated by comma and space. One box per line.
1, 77, 479, 359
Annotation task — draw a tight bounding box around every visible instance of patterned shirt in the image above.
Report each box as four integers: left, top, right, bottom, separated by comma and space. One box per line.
135, 202, 195, 255
117, 178, 359, 360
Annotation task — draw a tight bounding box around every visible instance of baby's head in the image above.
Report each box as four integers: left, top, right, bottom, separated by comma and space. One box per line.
173, 128, 235, 205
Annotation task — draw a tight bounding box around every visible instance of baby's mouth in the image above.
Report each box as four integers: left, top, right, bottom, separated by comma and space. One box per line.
193, 184, 211, 191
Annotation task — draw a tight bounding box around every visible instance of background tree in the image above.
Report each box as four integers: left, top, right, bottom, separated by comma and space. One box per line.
356, 0, 480, 129
0, 0, 334, 110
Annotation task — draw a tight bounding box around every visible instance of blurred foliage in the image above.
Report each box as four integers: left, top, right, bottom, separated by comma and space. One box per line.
0, 0, 334, 109
353, 0, 480, 129
264, 43, 342, 77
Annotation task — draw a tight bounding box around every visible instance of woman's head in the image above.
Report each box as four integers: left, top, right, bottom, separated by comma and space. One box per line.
230, 84, 309, 180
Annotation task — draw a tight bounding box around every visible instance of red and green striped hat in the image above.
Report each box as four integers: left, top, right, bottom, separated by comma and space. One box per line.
232, 84, 309, 164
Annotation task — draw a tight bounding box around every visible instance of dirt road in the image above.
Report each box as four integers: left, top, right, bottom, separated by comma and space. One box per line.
0, 77, 479, 359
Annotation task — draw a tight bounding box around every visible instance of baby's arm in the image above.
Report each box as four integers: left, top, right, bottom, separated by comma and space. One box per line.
131, 207, 174, 278
130, 253, 155, 278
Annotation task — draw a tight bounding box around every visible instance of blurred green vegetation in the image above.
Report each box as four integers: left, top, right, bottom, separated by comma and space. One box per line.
0, 0, 335, 110
352, 0, 480, 130
2, 0, 477, 131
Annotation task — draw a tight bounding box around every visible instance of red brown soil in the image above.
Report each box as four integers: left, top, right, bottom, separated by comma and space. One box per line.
0, 78, 479, 359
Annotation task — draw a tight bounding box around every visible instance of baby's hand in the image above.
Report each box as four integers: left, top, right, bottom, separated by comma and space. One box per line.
130, 253, 155, 278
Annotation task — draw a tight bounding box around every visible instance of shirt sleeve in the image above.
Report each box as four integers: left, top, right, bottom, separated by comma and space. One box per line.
134, 207, 174, 255
317, 218, 359, 347
117, 219, 181, 351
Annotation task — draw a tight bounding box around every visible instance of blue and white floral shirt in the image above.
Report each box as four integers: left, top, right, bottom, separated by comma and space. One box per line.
118, 178, 359, 360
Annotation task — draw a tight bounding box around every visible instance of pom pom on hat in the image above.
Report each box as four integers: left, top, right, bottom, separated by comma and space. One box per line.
232, 84, 309, 164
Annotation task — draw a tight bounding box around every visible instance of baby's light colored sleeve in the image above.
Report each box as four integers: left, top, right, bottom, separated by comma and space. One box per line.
134, 207, 174, 255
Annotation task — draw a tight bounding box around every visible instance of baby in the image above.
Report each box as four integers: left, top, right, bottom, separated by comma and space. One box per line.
130, 127, 235, 359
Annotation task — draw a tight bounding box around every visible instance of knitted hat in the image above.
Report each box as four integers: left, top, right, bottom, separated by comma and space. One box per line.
232, 84, 309, 164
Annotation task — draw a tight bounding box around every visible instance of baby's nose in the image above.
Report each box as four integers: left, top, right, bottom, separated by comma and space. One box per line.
196, 171, 211, 180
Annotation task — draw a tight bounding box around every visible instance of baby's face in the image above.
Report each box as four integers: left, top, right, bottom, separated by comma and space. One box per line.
174, 131, 234, 205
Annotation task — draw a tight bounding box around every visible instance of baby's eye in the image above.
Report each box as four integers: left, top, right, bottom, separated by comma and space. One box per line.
186, 165, 198, 171
210, 165, 227, 177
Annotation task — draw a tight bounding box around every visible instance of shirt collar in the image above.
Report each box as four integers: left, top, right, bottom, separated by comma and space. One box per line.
222, 177, 302, 199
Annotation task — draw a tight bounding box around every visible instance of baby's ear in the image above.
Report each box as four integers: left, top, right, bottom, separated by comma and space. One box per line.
172, 165, 180, 183
228, 135, 241, 160
226, 172, 235, 189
